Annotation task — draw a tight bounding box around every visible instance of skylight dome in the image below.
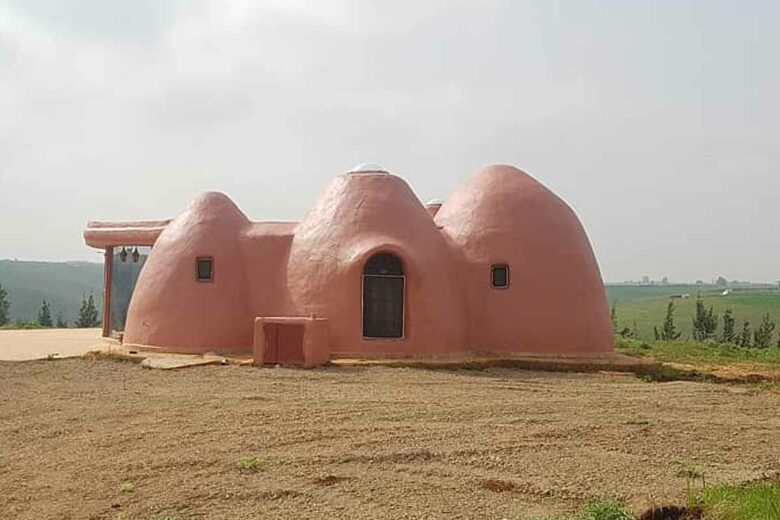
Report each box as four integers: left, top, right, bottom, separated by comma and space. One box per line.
348, 163, 388, 174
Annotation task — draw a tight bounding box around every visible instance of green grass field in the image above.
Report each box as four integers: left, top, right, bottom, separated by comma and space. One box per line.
606, 285, 780, 341
616, 337, 780, 367
535, 481, 780, 519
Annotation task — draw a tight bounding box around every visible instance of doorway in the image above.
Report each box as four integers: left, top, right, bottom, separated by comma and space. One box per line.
362, 253, 405, 339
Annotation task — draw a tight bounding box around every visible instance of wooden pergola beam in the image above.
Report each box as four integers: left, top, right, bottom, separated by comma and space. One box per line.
102, 246, 113, 337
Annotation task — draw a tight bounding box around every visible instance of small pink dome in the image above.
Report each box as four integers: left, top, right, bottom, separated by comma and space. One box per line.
435, 165, 613, 354
123, 191, 252, 353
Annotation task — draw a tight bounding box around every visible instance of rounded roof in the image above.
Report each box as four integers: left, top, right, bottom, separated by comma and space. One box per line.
292, 171, 434, 247
348, 163, 388, 174
434, 164, 570, 256
182, 191, 249, 227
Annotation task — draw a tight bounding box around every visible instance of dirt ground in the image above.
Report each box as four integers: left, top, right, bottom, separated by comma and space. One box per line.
1, 359, 779, 520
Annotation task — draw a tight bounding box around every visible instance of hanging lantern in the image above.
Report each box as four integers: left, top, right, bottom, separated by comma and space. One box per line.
132, 247, 140, 263
119, 247, 128, 262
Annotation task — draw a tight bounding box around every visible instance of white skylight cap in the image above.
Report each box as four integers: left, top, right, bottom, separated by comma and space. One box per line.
349, 163, 388, 174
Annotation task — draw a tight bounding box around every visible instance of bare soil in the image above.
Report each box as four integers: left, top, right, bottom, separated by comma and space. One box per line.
1, 359, 779, 520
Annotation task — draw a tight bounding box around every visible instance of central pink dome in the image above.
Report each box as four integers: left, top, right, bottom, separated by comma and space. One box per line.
287, 172, 468, 356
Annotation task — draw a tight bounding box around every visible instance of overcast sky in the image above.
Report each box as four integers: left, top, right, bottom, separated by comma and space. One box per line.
1, 0, 778, 283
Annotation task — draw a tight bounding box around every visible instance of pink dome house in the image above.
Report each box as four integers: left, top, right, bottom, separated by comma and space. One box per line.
84, 164, 613, 365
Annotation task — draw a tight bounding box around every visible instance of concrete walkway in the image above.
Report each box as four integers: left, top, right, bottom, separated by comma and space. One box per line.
0, 328, 108, 361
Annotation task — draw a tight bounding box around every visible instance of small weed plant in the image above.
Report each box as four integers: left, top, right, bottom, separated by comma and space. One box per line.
531, 499, 635, 520
579, 500, 634, 520
119, 481, 136, 493
235, 454, 264, 473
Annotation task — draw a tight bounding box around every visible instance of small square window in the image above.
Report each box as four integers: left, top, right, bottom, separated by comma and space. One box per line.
196, 257, 213, 282
491, 265, 509, 288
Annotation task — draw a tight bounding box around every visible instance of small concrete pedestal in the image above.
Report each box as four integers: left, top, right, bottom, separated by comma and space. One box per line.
253, 317, 330, 368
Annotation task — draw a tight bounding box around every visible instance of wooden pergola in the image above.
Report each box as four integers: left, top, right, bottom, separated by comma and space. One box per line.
83, 220, 171, 337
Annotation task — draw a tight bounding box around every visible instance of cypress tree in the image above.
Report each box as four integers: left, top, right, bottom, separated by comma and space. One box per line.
0, 282, 9, 327
76, 292, 100, 328
610, 301, 618, 334
720, 309, 736, 344
753, 314, 776, 348
37, 300, 53, 327
739, 321, 752, 348
55, 312, 68, 328
659, 300, 682, 341
631, 320, 640, 339
692, 294, 718, 341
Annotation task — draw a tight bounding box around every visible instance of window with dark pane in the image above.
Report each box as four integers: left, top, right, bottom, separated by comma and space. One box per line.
362, 253, 404, 338
491, 264, 509, 288
364, 253, 404, 276
196, 257, 213, 282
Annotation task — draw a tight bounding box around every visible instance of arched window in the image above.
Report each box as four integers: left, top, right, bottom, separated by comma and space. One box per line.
362, 253, 405, 338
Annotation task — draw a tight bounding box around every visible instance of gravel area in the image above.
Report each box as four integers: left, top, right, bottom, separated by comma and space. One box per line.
1, 359, 778, 519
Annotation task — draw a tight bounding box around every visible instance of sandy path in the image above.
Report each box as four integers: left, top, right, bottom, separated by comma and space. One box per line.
0, 359, 778, 519
0, 328, 105, 361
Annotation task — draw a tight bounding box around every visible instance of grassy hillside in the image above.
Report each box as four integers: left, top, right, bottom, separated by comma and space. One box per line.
607, 284, 780, 341
0, 260, 103, 324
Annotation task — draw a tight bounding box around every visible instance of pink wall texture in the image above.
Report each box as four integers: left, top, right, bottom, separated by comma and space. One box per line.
85, 164, 613, 358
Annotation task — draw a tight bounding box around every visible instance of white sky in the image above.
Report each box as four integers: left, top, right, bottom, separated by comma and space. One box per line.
0, 0, 778, 283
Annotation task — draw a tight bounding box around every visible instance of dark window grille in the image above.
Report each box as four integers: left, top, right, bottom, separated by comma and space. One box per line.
364, 253, 404, 276
196, 257, 213, 282
362, 253, 404, 338
491, 264, 509, 288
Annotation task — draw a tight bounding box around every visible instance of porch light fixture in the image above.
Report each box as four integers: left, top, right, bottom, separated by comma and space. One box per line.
119, 247, 128, 262
132, 247, 140, 263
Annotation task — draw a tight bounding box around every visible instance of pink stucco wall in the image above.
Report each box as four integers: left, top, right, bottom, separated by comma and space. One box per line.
89, 164, 613, 359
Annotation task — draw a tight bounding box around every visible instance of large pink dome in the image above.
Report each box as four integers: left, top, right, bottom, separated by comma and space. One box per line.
287, 171, 468, 356
123, 192, 253, 353
435, 165, 613, 354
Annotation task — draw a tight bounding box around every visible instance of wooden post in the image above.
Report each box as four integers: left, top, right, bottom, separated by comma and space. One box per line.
102, 246, 113, 337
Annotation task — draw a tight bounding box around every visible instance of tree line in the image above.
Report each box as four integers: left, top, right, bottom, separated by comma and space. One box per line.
0, 283, 100, 329
612, 294, 779, 348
